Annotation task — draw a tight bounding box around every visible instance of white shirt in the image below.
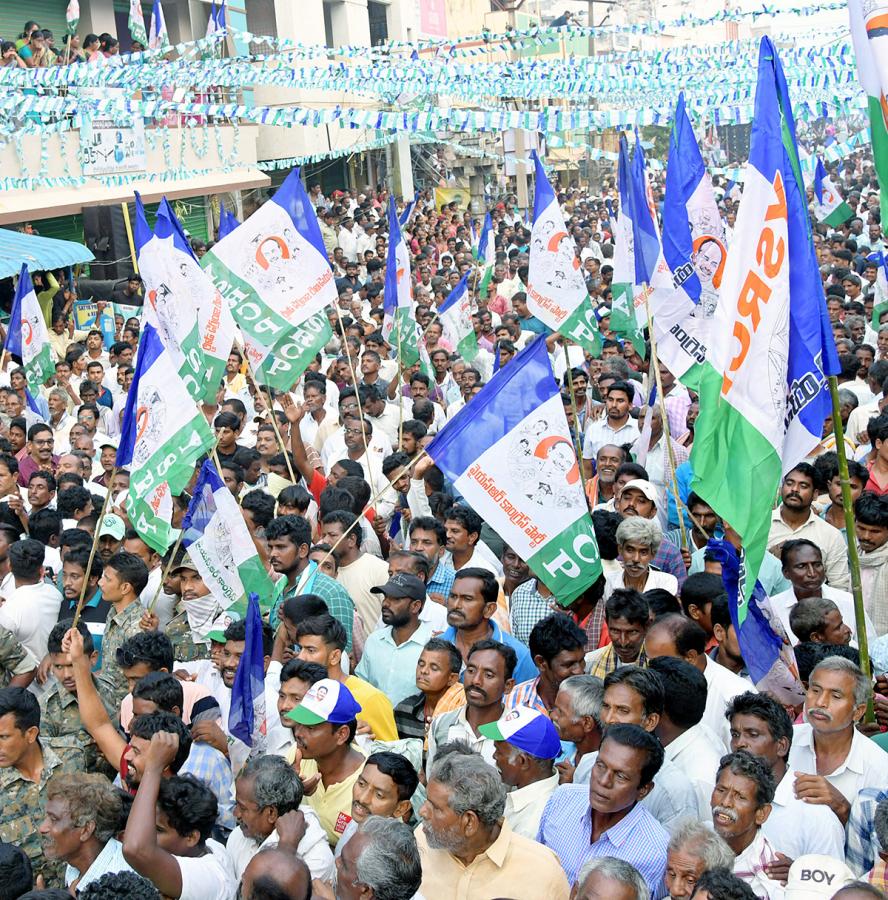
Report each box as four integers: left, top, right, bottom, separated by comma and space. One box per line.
761, 770, 845, 860
176, 838, 237, 900
0, 580, 63, 660
732, 831, 784, 899
504, 773, 559, 839
769, 584, 877, 649
442, 544, 504, 578
663, 722, 727, 819
767, 510, 850, 592
139, 567, 176, 632
604, 569, 678, 599
788, 721, 888, 804
366, 403, 403, 450
701, 657, 756, 748
65, 837, 134, 891
427, 705, 497, 771
225, 806, 334, 883
582, 416, 640, 459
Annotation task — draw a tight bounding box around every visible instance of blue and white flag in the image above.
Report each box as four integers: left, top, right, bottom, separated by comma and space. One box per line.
202, 167, 337, 372
692, 36, 840, 617
117, 324, 215, 552
438, 271, 478, 362
525, 153, 602, 354
205, 0, 219, 37
217, 202, 240, 239
709, 539, 804, 706
476, 212, 496, 299
427, 336, 601, 605
654, 92, 726, 382
148, 0, 168, 50
182, 459, 276, 623
383, 196, 420, 365
398, 195, 417, 228
627, 132, 663, 287
4, 265, 53, 392
228, 592, 267, 752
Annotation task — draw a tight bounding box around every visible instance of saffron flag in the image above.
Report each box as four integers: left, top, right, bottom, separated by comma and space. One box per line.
148, 0, 169, 50
813, 158, 855, 227
202, 168, 337, 373
228, 592, 267, 752
182, 459, 276, 621
526, 152, 603, 356
654, 92, 726, 383
383, 196, 420, 367
691, 37, 840, 620
128, 0, 148, 46
427, 336, 601, 605
117, 324, 215, 551
438, 271, 479, 362
849, 0, 888, 238
5, 265, 54, 393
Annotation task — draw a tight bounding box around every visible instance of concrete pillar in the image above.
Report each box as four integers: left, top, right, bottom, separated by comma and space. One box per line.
329, 0, 371, 46
393, 135, 413, 200
80, 0, 117, 38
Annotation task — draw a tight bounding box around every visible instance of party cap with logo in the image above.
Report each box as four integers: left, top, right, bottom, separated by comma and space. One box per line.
287, 677, 362, 726
784, 855, 855, 899
98, 514, 126, 541
477, 705, 561, 759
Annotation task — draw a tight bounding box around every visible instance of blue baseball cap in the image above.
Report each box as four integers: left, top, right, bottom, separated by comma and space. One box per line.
478, 705, 562, 759
286, 678, 362, 726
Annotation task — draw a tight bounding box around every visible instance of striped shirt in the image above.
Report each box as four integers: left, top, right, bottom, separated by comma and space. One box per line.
427, 560, 457, 600
537, 784, 668, 894
505, 678, 547, 714
509, 580, 553, 646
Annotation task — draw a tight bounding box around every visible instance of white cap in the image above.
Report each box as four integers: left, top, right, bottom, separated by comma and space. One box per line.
784, 855, 856, 899
620, 478, 658, 503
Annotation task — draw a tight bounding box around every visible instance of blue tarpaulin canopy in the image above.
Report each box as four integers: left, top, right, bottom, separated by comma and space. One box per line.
0, 229, 94, 280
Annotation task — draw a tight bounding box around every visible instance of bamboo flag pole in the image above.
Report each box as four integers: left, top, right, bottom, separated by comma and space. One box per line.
827, 373, 874, 721
72, 467, 118, 627
333, 305, 371, 463
564, 366, 588, 496
242, 361, 298, 484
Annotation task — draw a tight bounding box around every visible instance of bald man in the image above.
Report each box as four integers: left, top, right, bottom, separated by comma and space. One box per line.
240, 848, 311, 900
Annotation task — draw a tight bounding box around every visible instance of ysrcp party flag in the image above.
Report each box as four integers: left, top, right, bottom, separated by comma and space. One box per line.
610, 139, 647, 357
128, 0, 148, 46
476, 213, 496, 300
128, 481, 178, 555
849, 0, 888, 237
427, 336, 601, 605
252, 310, 333, 393
526, 153, 604, 356
135, 195, 207, 401
202, 168, 337, 372
438, 271, 478, 361
148, 0, 168, 50
654, 93, 726, 383
383, 197, 420, 366
228, 592, 266, 753
691, 37, 840, 619
813, 158, 854, 227
218, 201, 240, 239
4, 265, 53, 392
869, 251, 888, 327
66, 1, 79, 33
117, 324, 215, 550
182, 459, 276, 617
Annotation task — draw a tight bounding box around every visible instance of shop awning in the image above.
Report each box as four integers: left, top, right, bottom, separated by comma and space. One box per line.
0, 229, 94, 281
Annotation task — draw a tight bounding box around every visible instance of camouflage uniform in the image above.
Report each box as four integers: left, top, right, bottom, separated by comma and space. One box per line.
0, 737, 85, 887
39, 677, 118, 778
166, 602, 214, 663
0, 626, 37, 688
95, 599, 145, 709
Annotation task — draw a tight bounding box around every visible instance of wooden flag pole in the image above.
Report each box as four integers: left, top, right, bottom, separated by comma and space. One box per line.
243, 362, 298, 485
72, 467, 117, 627
564, 365, 588, 497
827, 373, 874, 721
333, 305, 371, 463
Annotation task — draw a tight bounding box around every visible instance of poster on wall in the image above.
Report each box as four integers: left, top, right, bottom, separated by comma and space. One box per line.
418, 0, 447, 37
80, 117, 147, 176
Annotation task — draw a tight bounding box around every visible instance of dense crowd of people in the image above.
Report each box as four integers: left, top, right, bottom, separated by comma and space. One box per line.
0, 68, 884, 897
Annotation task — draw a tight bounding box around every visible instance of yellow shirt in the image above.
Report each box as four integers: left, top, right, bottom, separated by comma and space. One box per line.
286, 748, 366, 845
346, 675, 398, 741
415, 818, 570, 900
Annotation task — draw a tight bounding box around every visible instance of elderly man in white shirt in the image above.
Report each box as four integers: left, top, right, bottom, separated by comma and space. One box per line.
226, 755, 334, 884
478, 706, 561, 840
788, 656, 888, 825
604, 516, 678, 598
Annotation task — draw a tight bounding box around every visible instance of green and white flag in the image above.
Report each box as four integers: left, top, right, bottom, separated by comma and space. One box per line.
475, 213, 496, 300
438, 271, 479, 361
382, 196, 421, 367
427, 336, 601, 605
813, 158, 854, 227
849, 0, 888, 238
135, 196, 208, 402
116, 325, 215, 551
128, 481, 179, 555
4, 266, 54, 392
128, 0, 148, 46
253, 310, 333, 391
526, 153, 603, 357
202, 169, 338, 373
182, 460, 276, 620
66, 1, 80, 34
